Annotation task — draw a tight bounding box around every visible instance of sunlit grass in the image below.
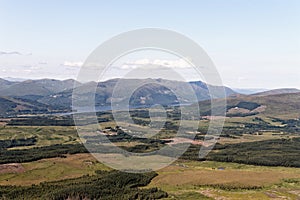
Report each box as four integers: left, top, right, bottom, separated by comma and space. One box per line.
0, 153, 110, 186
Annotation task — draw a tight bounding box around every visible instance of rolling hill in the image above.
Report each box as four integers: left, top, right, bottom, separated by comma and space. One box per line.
0, 78, 16, 90
194, 92, 300, 119
38, 78, 236, 109
0, 79, 79, 97
252, 88, 300, 96
0, 96, 50, 116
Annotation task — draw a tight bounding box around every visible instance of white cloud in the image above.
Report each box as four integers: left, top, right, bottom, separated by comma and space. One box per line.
0, 51, 31, 56
0, 65, 42, 75
38, 61, 47, 65
29, 66, 42, 70
118, 58, 193, 70
62, 61, 83, 67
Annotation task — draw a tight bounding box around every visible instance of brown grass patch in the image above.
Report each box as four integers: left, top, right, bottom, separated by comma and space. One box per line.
150, 165, 300, 188
0, 163, 25, 174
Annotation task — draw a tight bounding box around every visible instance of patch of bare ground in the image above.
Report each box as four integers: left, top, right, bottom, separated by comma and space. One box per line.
288, 190, 300, 196
0, 118, 10, 126
200, 189, 228, 200
264, 191, 278, 198
0, 163, 25, 173
227, 105, 266, 115
163, 137, 203, 145
252, 105, 267, 113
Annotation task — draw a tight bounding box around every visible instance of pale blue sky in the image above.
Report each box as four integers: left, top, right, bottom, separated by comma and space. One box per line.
0, 0, 299, 88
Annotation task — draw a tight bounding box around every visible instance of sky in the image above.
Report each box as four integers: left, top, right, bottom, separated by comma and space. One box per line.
0, 0, 299, 89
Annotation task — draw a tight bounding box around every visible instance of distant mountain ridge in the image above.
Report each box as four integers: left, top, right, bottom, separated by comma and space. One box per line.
252, 88, 300, 96
0, 78, 15, 90
0, 78, 80, 97
39, 78, 236, 109
233, 88, 268, 95
0, 78, 235, 116
0, 77, 299, 117
3, 77, 28, 82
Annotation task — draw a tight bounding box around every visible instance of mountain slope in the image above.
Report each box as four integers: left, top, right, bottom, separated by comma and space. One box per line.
233, 88, 268, 95
193, 92, 300, 119
252, 88, 300, 96
39, 78, 236, 109
0, 79, 79, 97
0, 78, 16, 90
0, 96, 50, 116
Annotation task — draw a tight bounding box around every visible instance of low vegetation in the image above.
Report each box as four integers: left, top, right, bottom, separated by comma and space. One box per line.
207, 138, 300, 167
0, 143, 87, 164
0, 170, 167, 200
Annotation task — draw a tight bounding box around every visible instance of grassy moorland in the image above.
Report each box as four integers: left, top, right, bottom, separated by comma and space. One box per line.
146, 160, 300, 200
0, 126, 79, 148
0, 93, 299, 200
0, 154, 109, 186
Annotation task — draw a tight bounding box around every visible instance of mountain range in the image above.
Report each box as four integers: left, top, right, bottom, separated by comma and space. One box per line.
0, 78, 234, 116
0, 77, 299, 117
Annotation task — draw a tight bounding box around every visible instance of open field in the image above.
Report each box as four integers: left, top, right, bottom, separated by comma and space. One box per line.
1, 152, 300, 199
0, 126, 79, 149
0, 153, 110, 186
146, 160, 300, 199
218, 131, 297, 144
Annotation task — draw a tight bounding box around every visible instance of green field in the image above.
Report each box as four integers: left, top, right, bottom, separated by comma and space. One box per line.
0, 126, 80, 148
0, 153, 110, 186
